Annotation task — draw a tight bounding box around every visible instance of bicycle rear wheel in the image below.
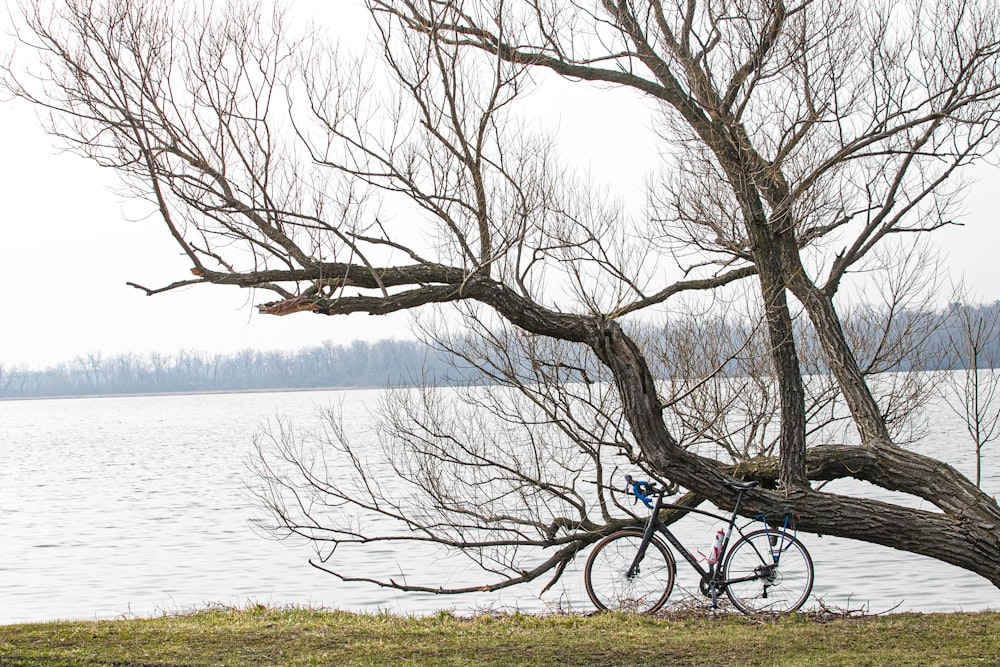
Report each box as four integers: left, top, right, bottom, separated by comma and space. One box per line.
584, 529, 675, 614
723, 529, 813, 614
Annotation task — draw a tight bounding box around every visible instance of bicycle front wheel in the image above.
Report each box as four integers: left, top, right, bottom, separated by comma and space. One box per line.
584, 529, 675, 614
723, 529, 813, 614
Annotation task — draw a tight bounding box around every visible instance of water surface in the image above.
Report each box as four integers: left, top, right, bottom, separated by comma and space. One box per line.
1, 389, 996, 624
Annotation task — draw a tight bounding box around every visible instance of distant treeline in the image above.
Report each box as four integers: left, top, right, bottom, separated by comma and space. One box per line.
2, 301, 997, 399
0, 339, 463, 399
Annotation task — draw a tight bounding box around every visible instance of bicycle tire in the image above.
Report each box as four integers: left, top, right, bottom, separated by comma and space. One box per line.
723, 529, 813, 614
584, 529, 676, 614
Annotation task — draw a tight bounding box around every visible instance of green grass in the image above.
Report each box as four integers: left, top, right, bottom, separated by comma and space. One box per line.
1, 607, 998, 666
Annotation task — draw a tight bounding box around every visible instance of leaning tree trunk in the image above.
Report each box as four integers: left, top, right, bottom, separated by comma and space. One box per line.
782, 244, 894, 446
589, 319, 1000, 587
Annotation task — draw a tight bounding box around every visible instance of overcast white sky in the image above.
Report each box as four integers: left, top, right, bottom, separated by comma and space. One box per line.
0, 97, 422, 368
1, 2, 998, 370
0, 1, 416, 369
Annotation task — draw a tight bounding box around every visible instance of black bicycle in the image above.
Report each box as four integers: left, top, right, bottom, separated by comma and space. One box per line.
584, 476, 814, 614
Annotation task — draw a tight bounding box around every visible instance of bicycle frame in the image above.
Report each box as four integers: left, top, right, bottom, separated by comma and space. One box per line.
628, 486, 791, 607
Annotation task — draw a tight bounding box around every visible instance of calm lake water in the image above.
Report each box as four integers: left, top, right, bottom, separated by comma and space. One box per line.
1, 388, 997, 625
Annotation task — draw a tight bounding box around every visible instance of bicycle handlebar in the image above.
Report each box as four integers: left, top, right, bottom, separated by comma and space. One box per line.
624, 474, 663, 509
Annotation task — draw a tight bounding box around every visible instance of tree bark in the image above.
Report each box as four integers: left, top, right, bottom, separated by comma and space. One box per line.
750, 234, 808, 487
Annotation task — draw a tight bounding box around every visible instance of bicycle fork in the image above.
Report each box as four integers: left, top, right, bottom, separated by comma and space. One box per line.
626, 507, 662, 578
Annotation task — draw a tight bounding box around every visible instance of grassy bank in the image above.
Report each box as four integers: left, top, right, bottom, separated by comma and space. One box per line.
1, 607, 998, 666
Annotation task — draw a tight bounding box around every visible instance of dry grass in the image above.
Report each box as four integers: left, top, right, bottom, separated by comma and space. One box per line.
1, 606, 998, 666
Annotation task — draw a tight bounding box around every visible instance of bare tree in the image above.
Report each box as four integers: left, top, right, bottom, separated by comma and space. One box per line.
941, 293, 1000, 487
248, 258, 945, 596
6, 0, 1000, 594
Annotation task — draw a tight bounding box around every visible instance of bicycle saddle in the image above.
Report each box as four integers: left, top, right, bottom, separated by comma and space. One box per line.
724, 479, 759, 491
